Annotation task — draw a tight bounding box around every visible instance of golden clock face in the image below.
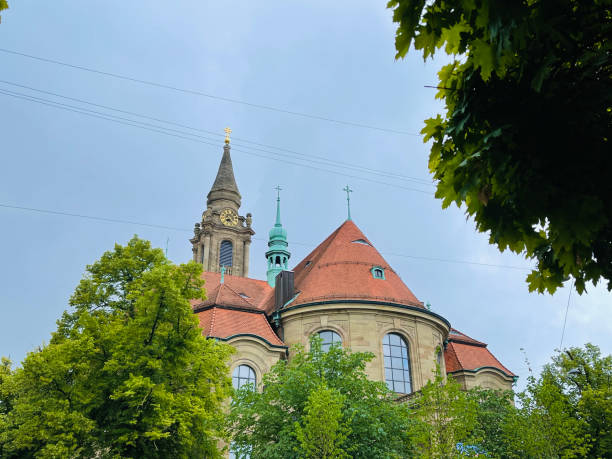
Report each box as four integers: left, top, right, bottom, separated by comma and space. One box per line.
220, 209, 238, 227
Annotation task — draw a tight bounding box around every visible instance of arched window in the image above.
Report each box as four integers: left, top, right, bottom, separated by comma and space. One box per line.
371, 266, 385, 279
383, 333, 412, 393
232, 365, 256, 391
317, 330, 342, 352
220, 240, 233, 267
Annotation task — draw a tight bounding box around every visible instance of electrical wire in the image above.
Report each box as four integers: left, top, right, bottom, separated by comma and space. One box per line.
0, 203, 532, 271
559, 280, 574, 349
0, 47, 420, 136
0, 88, 435, 195
0, 79, 433, 186
0, 78, 434, 186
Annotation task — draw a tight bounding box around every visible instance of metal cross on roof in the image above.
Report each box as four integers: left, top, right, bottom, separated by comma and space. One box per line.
274, 185, 282, 200
224, 127, 232, 144
343, 185, 353, 221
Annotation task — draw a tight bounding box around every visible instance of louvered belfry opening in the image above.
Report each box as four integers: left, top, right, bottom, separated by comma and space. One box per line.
220, 240, 233, 267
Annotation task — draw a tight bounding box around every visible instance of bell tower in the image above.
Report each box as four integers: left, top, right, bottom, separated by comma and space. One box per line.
190, 128, 254, 277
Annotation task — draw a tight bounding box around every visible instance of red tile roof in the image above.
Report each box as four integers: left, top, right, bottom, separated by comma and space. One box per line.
194, 272, 273, 312
289, 220, 423, 308
197, 307, 285, 347
444, 329, 515, 377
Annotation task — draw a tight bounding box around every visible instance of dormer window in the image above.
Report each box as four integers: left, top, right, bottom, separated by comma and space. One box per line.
304, 261, 312, 268
351, 239, 371, 246
371, 266, 385, 280
238, 293, 250, 299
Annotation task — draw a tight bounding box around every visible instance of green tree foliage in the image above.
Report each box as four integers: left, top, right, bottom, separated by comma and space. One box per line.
0, 237, 233, 458
294, 384, 351, 459
228, 337, 414, 458
388, 0, 612, 294
0, 1, 7, 23
485, 344, 610, 458
465, 387, 515, 458
407, 371, 478, 458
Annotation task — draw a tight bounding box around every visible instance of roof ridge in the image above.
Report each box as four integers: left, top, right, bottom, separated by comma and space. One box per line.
222, 283, 258, 308
209, 307, 217, 336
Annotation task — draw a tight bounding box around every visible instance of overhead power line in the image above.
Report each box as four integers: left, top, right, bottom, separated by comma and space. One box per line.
0, 88, 435, 195
0, 47, 420, 136
0, 203, 532, 271
0, 79, 434, 186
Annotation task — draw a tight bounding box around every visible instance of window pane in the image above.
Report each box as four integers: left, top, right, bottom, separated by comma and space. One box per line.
391, 357, 403, 369
233, 365, 256, 391
386, 380, 394, 391
220, 240, 233, 267
383, 333, 411, 394
317, 330, 342, 352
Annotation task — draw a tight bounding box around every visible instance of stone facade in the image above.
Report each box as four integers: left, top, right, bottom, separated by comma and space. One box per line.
279, 302, 449, 391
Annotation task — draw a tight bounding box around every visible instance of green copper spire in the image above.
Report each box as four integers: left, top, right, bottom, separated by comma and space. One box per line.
266, 186, 290, 287
275, 185, 282, 226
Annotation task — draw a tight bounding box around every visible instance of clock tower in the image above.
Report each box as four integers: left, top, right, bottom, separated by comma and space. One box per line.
190, 130, 254, 277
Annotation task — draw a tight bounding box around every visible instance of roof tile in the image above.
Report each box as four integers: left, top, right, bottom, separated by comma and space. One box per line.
290, 220, 422, 308
197, 307, 284, 346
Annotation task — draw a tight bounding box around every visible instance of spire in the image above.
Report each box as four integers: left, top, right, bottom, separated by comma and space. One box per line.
207, 131, 241, 208
265, 186, 290, 287
274, 185, 282, 226
343, 185, 353, 221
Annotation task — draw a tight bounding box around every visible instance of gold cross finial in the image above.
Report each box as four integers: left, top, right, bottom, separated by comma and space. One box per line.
224, 127, 232, 144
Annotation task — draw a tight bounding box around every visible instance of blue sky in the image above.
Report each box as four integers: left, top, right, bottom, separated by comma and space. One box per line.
1, 1, 610, 391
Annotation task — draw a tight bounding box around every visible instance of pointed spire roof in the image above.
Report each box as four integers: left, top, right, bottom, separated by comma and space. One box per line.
207, 143, 241, 207
288, 220, 422, 308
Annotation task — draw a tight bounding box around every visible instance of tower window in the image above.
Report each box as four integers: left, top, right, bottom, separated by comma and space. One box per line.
371, 266, 385, 279
383, 333, 412, 394
316, 330, 342, 352
220, 240, 233, 267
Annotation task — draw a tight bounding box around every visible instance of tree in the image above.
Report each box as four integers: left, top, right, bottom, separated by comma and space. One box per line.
0, 237, 233, 458
407, 371, 478, 458
387, 0, 612, 294
465, 387, 515, 458
294, 384, 351, 459
0, 1, 7, 23
228, 337, 414, 458
499, 344, 611, 458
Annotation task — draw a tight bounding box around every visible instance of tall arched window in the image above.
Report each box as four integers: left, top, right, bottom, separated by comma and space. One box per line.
232, 365, 256, 391
383, 333, 412, 393
220, 240, 233, 267
317, 330, 342, 352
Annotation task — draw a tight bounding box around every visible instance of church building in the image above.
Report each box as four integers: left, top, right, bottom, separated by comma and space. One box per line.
190, 133, 516, 399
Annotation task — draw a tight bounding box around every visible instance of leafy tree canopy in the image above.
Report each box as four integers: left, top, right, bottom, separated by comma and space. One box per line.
228, 337, 414, 459
388, 0, 612, 294
0, 237, 233, 459
407, 371, 478, 458
0, 1, 7, 20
